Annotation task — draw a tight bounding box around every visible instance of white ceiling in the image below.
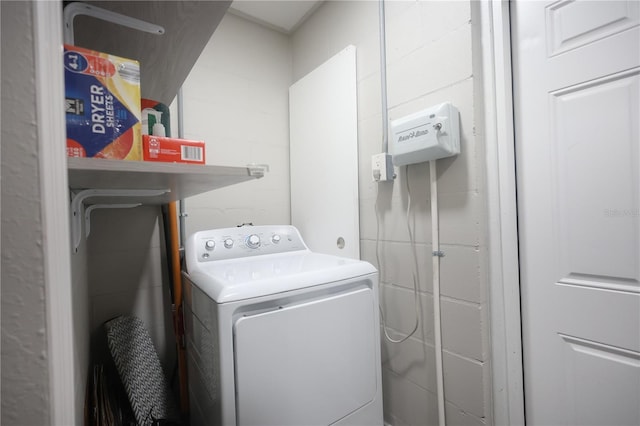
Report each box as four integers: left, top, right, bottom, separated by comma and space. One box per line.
229, 0, 322, 34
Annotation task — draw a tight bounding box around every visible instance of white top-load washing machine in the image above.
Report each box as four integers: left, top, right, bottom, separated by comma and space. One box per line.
182, 225, 383, 426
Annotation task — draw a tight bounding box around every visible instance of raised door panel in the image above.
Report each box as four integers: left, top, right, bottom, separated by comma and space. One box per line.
551, 70, 639, 291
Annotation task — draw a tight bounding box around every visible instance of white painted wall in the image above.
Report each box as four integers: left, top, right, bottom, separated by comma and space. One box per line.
1, 2, 50, 423
290, 46, 360, 259
179, 13, 293, 236
291, 2, 489, 425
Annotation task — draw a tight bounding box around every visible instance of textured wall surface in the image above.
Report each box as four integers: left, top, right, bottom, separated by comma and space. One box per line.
291, 2, 489, 425
1, 1, 51, 423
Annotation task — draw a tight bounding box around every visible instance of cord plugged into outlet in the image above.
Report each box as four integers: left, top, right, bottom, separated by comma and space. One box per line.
372, 153, 396, 182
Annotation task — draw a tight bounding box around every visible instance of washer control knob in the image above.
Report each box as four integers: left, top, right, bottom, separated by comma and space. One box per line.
271, 234, 281, 244
205, 240, 215, 250
224, 238, 234, 249
246, 234, 261, 249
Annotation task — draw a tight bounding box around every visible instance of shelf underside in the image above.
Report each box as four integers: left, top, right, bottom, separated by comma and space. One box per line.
68, 157, 260, 204
69, 0, 232, 105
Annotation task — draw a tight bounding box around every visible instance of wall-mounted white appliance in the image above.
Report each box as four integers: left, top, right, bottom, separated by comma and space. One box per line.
390, 102, 460, 165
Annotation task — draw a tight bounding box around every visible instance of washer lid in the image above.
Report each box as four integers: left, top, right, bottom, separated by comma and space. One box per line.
185, 251, 377, 303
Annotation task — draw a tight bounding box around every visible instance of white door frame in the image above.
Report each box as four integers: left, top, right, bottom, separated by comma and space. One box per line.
34, 0, 77, 423
478, 1, 526, 424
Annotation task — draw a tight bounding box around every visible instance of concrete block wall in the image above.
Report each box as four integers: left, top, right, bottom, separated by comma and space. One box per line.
180, 13, 293, 235
87, 207, 175, 370
291, 2, 489, 425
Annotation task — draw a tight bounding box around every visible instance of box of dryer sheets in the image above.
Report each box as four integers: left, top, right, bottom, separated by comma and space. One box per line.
143, 135, 206, 164
64, 45, 142, 160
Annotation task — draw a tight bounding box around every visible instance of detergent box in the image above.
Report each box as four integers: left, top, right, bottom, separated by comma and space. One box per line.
64, 45, 142, 160
143, 135, 206, 164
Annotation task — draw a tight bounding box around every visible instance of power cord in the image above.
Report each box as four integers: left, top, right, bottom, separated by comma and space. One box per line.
376, 165, 421, 343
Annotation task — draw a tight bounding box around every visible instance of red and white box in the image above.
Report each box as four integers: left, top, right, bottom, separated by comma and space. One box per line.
142, 135, 206, 164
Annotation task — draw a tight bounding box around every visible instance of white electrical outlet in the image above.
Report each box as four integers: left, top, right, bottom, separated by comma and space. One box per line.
372, 153, 395, 182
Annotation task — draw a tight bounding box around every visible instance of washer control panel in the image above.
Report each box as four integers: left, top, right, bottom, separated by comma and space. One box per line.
187, 225, 308, 263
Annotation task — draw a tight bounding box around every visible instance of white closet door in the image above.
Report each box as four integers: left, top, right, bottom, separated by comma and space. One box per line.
513, 1, 640, 424
289, 46, 360, 259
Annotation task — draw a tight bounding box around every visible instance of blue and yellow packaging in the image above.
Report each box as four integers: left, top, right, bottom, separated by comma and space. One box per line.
64, 44, 142, 160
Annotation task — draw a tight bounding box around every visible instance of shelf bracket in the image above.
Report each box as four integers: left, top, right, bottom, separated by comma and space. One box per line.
247, 163, 269, 178
71, 188, 170, 253
64, 2, 165, 45
84, 203, 142, 238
